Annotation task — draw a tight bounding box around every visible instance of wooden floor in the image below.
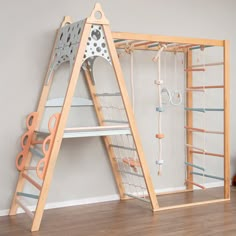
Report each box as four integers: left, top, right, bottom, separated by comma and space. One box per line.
1, 187, 236, 236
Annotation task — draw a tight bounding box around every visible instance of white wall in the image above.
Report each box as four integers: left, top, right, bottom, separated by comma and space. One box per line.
0, 0, 235, 212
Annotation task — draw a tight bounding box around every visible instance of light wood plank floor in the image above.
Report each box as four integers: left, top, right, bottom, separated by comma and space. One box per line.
0, 187, 236, 236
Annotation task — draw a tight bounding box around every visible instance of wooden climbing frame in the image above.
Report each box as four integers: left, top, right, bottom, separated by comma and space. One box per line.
9, 2, 230, 232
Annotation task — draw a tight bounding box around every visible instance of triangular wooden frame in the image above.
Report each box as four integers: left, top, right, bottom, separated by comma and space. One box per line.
9, 3, 159, 232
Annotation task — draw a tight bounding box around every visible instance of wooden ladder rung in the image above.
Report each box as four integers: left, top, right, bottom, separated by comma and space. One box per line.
24, 166, 43, 171
29, 146, 44, 158
185, 68, 206, 72
187, 85, 224, 89
22, 173, 42, 190
15, 198, 34, 219
190, 150, 224, 158
185, 179, 206, 190
17, 192, 39, 199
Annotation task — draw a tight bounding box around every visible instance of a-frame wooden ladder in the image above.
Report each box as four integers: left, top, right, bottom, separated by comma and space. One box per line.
9, 3, 159, 232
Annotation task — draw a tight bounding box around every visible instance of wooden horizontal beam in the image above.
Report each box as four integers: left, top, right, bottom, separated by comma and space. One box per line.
154, 198, 229, 211
112, 32, 224, 47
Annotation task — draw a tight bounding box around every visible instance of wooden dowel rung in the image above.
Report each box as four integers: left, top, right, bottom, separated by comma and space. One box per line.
185, 107, 205, 112
114, 39, 126, 43
22, 173, 42, 190
103, 119, 128, 124
148, 43, 159, 48
29, 146, 44, 158
191, 150, 224, 158
95, 92, 121, 97
187, 85, 224, 89
185, 68, 206, 72
190, 62, 224, 68
186, 144, 205, 152
185, 126, 205, 132
185, 179, 206, 189
24, 166, 43, 171
115, 40, 136, 47
185, 126, 223, 135
205, 130, 224, 135
31, 140, 44, 145
15, 198, 34, 219
17, 192, 39, 199
24, 166, 37, 170
132, 41, 153, 48
191, 171, 224, 181
185, 108, 224, 112
185, 162, 205, 171
185, 88, 205, 92
190, 45, 213, 50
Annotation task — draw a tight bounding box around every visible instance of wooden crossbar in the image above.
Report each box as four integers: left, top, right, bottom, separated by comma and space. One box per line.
31, 140, 44, 145
22, 173, 42, 191
95, 92, 121, 97
187, 85, 224, 89
191, 150, 224, 158
185, 144, 205, 152
185, 126, 205, 132
103, 119, 129, 124
29, 147, 44, 158
185, 108, 224, 112
185, 126, 224, 135
155, 199, 228, 212
15, 198, 34, 219
186, 88, 205, 92
185, 179, 206, 190
17, 192, 39, 199
184, 162, 205, 171
185, 68, 206, 72
190, 62, 224, 68
191, 171, 224, 181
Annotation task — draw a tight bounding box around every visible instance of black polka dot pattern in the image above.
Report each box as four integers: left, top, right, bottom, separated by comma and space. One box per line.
83, 24, 111, 64
52, 21, 111, 70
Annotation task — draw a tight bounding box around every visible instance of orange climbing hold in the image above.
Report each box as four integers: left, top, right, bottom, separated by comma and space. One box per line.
122, 157, 140, 171
156, 133, 165, 139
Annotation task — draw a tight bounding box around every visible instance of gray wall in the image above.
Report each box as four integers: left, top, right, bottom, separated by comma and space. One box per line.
0, 0, 235, 212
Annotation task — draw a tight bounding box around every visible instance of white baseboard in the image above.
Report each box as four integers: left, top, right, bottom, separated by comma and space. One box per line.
0, 181, 225, 217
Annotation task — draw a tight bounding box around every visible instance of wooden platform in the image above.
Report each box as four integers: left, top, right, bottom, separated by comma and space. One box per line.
2, 187, 236, 236
35, 125, 131, 138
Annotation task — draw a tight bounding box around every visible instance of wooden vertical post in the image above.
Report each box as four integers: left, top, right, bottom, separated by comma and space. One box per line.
103, 25, 159, 210
31, 23, 92, 232
83, 68, 126, 199
223, 40, 230, 199
186, 49, 193, 190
